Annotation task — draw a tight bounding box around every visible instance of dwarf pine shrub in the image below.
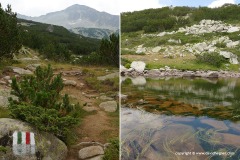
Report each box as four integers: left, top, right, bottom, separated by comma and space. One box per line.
8, 65, 80, 142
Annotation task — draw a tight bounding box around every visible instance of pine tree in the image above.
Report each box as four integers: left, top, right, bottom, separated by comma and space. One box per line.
0, 3, 22, 59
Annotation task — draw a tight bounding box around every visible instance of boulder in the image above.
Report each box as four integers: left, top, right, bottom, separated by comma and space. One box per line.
83, 107, 98, 112
130, 61, 146, 73
193, 42, 208, 52
226, 41, 239, 48
151, 46, 162, 53
206, 72, 219, 78
78, 146, 104, 159
0, 89, 18, 108
26, 64, 41, 71
99, 101, 117, 112
136, 47, 146, 54
0, 118, 67, 160
220, 51, 231, 59
12, 67, 33, 75
63, 80, 77, 86
227, 27, 240, 33
97, 72, 118, 81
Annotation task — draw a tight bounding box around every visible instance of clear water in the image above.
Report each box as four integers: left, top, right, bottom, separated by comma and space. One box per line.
121, 77, 240, 160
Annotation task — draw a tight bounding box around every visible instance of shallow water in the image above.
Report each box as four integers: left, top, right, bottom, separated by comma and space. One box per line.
121, 77, 240, 160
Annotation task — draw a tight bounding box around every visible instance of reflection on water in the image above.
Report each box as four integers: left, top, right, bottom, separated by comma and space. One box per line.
121, 77, 240, 160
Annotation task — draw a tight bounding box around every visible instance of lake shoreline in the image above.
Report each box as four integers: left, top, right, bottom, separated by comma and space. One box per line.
121, 69, 240, 78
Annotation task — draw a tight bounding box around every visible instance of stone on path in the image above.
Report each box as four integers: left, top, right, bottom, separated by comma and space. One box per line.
99, 101, 117, 112
78, 146, 104, 159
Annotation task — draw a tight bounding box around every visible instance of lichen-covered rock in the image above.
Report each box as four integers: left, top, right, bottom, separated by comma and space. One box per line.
78, 146, 104, 159
130, 61, 146, 73
99, 101, 117, 112
0, 118, 67, 160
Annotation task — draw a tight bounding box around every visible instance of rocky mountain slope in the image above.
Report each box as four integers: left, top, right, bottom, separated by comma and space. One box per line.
121, 19, 240, 72
17, 4, 119, 31
70, 27, 115, 39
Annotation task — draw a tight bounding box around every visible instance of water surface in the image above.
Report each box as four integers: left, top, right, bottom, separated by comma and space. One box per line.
121, 77, 240, 160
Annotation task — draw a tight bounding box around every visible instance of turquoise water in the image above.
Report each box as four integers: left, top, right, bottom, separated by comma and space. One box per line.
121, 77, 240, 160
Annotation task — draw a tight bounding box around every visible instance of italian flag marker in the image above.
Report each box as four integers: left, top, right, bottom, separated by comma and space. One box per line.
13, 131, 35, 155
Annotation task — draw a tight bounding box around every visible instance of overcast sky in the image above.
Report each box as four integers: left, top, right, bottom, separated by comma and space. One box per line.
0, 0, 239, 16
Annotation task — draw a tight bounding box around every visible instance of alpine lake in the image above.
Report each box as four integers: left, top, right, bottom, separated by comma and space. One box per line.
121, 76, 240, 160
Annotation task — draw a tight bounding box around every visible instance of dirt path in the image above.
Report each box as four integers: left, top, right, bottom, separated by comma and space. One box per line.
59, 70, 118, 160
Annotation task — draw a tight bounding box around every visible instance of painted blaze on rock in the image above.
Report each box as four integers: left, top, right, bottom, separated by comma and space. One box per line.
13, 131, 35, 156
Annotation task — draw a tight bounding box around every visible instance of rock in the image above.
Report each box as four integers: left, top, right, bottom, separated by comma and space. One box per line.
3, 76, 11, 80
227, 27, 240, 33
87, 155, 104, 160
83, 107, 98, 112
97, 72, 118, 81
136, 45, 146, 54
26, 64, 41, 71
0, 89, 18, 107
99, 95, 114, 101
0, 118, 67, 160
230, 57, 239, 64
131, 76, 146, 85
12, 67, 33, 75
99, 101, 117, 112
193, 42, 208, 52
152, 46, 162, 53
226, 41, 239, 48
167, 39, 181, 44
206, 71, 218, 78
0, 80, 7, 85
130, 61, 146, 73
157, 32, 166, 37
63, 80, 77, 86
120, 65, 127, 72
220, 51, 231, 58
78, 146, 104, 159
201, 119, 228, 130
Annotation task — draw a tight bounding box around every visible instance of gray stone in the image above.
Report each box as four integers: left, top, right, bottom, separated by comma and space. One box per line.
227, 27, 240, 33
220, 51, 231, 59
83, 107, 98, 112
78, 146, 104, 159
26, 64, 41, 71
12, 67, 33, 75
99, 101, 117, 112
131, 76, 146, 85
0, 80, 7, 85
97, 72, 118, 81
3, 76, 11, 80
63, 80, 77, 86
99, 95, 114, 101
206, 72, 219, 78
86, 155, 104, 160
152, 46, 162, 53
130, 61, 146, 73
0, 118, 67, 160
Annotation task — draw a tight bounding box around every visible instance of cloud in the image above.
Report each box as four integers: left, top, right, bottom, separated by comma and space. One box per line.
208, 0, 236, 8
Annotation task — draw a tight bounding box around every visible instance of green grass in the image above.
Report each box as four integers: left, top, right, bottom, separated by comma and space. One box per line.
0, 107, 10, 118
103, 138, 119, 160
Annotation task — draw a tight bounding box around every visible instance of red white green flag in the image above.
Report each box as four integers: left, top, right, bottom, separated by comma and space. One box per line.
13, 131, 35, 155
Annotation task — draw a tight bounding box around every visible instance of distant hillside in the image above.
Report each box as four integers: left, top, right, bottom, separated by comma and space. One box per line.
17, 4, 119, 31
18, 19, 100, 61
121, 4, 240, 33
70, 27, 116, 39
